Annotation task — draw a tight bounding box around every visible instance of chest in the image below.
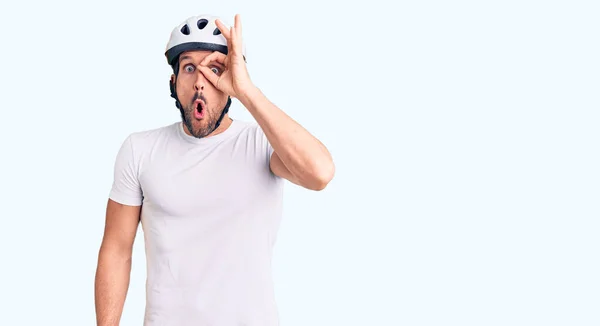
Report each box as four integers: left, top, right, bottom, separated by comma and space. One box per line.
138, 148, 273, 218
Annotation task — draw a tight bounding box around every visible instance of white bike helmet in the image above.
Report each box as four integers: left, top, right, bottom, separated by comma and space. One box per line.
165, 14, 246, 67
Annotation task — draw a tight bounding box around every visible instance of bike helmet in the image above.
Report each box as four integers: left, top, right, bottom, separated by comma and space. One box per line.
165, 14, 246, 68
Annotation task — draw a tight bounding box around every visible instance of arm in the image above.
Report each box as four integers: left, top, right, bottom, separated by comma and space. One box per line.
240, 87, 335, 190
199, 15, 335, 190
94, 199, 141, 326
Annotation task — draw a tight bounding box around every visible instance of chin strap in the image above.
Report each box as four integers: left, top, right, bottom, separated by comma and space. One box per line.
214, 97, 232, 131
169, 79, 184, 110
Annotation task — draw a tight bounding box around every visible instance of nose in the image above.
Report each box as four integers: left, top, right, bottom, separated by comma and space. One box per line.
194, 70, 206, 91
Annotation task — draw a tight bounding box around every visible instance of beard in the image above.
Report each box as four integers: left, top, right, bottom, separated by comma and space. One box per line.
179, 92, 220, 139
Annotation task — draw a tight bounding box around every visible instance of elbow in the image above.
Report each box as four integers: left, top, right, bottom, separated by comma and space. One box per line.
306, 160, 335, 191
98, 240, 134, 264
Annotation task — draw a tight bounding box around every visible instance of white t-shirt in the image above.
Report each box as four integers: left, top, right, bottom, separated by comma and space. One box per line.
108, 119, 284, 326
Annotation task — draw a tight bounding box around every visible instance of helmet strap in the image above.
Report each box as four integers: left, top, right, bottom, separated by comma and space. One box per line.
213, 97, 232, 132
169, 79, 184, 111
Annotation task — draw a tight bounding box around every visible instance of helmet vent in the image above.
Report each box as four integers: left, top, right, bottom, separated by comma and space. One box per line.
181, 24, 190, 35
213, 28, 221, 36
197, 19, 209, 29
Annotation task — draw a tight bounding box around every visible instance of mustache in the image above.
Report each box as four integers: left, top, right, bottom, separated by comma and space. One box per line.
192, 92, 207, 104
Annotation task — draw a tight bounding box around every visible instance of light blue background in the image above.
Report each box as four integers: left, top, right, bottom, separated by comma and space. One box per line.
0, 0, 598, 325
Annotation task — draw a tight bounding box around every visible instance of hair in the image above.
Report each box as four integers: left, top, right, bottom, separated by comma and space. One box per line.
172, 59, 181, 77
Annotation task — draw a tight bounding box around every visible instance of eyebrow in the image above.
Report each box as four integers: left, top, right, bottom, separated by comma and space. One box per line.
179, 55, 194, 64
179, 55, 224, 68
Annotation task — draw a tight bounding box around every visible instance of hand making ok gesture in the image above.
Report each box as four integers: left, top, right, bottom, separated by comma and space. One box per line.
199, 14, 255, 100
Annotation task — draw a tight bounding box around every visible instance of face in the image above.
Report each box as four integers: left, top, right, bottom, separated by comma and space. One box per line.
171, 50, 228, 138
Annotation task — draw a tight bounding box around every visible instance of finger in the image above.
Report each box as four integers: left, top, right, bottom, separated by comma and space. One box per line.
229, 23, 243, 57
201, 51, 227, 66
229, 24, 236, 50
235, 14, 242, 39
233, 15, 243, 55
199, 66, 220, 87
215, 19, 231, 43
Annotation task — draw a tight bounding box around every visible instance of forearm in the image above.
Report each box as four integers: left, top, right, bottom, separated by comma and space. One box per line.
239, 86, 335, 188
94, 245, 132, 326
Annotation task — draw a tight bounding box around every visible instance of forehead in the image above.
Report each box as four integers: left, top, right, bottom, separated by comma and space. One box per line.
178, 50, 212, 63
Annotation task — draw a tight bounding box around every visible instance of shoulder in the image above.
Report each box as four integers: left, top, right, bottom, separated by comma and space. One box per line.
230, 119, 275, 162
128, 122, 177, 143
232, 120, 269, 143
122, 122, 179, 152
231, 119, 260, 133
231, 119, 267, 139
111, 122, 179, 167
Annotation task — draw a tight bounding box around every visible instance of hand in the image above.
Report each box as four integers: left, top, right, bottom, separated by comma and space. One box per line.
199, 14, 255, 99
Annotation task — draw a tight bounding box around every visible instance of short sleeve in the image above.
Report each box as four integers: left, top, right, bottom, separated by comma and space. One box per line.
255, 124, 275, 162
108, 135, 143, 206
266, 136, 275, 160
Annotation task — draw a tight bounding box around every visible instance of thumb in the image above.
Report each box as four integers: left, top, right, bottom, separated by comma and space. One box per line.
199, 66, 220, 88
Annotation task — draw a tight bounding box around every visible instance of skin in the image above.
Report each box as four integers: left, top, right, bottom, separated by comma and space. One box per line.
94, 14, 335, 326
95, 200, 140, 326
202, 15, 336, 190
171, 50, 232, 139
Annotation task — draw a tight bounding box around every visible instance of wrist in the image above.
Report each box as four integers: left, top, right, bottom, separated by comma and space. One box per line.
237, 84, 261, 106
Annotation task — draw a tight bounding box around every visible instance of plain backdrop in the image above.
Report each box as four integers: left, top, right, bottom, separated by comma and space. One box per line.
0, 0, 598, 325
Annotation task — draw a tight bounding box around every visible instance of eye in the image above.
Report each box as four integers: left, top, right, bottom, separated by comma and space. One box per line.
211, 67, 221, 75
184, 64, 195, 73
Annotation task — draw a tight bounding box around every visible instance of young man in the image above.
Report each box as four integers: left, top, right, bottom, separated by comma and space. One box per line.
94, 14, 334, 326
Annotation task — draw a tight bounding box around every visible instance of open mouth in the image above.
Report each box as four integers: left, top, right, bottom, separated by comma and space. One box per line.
194, 100, 205, 119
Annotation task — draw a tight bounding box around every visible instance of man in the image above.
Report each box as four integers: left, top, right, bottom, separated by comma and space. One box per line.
94, 13, 334, 326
